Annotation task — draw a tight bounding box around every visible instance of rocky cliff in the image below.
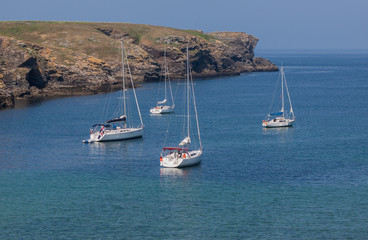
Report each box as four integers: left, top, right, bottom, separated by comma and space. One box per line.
0, 21, 277, 108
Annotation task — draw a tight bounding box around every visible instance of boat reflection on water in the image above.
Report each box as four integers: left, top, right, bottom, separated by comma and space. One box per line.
85, 138, 144, 155
262, 126, 294, 135
149, 112, 164, 117
262, 125, 295, 144
160, 167, 185, 177
86, 142, 110, 154
160, 164, 201, 178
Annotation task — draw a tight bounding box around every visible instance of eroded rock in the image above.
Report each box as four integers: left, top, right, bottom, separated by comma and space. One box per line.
0, 24, 277, 109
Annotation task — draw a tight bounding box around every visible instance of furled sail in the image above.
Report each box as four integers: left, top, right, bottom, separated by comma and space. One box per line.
106, 115, 127, 123
92, 123, 112, 128
179, 136, 191, 146
269, 112, 283, 116
157, 99, 167, 105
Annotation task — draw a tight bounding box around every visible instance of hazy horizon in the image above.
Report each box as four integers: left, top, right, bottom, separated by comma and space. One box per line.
1, 0, 367, 50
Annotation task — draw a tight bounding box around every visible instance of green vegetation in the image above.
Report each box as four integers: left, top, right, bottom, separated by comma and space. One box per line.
184, 30, 215, 41
0, 21, 40, 38
0, 21, 219, 63
115, 24, 150, 43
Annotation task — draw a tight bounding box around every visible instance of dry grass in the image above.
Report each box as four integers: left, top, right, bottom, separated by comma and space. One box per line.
0, 21, 216, 63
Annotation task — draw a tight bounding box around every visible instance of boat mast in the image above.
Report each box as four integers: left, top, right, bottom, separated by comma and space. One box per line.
121, 41, 126, 118
165, 45, 174, 107
186, 43, 190, 138
281, 66, 284, 117
122, 40, 143, 127
124, 46, 143, 127
164, 46, 167, 101
168, 66, 174, 107
190, 65, 202, 149
283, 69, 294, 119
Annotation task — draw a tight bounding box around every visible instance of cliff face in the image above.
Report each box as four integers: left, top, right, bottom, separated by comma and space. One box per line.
0, 21, 277, 108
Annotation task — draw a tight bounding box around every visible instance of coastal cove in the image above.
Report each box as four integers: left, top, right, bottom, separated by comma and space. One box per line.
1, 51, 368, 238
0, 21, 277, 109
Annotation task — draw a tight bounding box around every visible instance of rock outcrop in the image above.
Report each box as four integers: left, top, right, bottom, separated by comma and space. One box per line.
0, 88, 14, 108
0, 21, 277, 109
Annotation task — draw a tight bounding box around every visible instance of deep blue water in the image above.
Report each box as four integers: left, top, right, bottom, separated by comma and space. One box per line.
1, 51, 368, 239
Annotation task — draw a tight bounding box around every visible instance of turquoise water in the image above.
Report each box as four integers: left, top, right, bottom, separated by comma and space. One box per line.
1, 51, 368, 239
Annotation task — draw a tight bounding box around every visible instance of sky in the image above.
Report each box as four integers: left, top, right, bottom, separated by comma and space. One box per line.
1, 0, 367, 50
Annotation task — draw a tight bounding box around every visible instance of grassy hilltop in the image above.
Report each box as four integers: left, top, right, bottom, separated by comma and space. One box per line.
0, 21, 215, 63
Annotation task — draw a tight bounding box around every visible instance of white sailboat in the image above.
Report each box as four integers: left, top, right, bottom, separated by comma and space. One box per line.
83, 41, 144, 143
262, 66, 295, 128
150, 47, 175, 114
160, 44, 203, 168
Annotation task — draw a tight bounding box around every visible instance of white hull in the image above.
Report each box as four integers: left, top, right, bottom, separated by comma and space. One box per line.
263, 119, 294, 128
150, 105, 174, 114
161, 149, 202, 168
84, 127, 143, 143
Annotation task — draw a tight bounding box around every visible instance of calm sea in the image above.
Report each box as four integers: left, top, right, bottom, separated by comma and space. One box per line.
1, 51, 368, 239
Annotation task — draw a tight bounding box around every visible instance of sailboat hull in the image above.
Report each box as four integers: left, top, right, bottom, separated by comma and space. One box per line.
161, 149, 202, 168
84, 127, 143, 143
150, 105, 174, 114
263, 66, 295, 129
263, 119, 294, 128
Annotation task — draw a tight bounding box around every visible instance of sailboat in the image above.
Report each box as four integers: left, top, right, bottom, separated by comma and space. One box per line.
262, 66, 295, 128
83, 41, 144, 143
150, 47, 175, 114
160, 44, 203, 168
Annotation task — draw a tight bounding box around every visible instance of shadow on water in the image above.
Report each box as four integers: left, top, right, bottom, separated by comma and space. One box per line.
13, 96, 83, 110
13, 98, 47, 109
11, 91, 113, 111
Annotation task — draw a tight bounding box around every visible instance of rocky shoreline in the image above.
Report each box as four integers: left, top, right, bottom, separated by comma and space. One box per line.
0, 21, 278, 109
